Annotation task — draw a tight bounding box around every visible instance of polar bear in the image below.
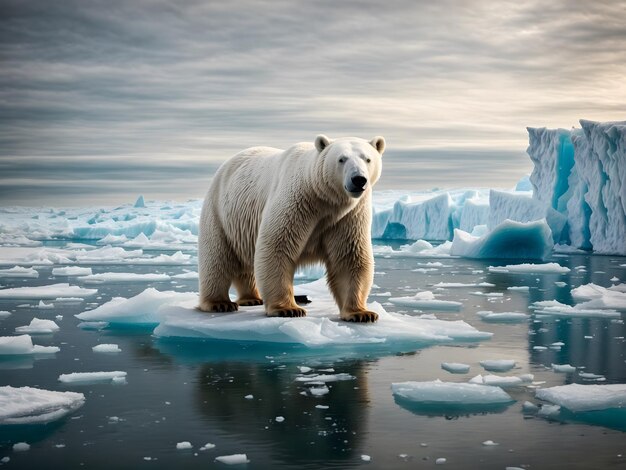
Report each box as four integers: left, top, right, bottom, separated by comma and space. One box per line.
198, 134, 385, 322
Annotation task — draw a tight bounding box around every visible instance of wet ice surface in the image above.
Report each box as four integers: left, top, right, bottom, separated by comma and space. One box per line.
0, 237, 625, 469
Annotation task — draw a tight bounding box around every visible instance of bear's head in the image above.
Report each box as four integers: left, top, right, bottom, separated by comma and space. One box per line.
315, 134, 385, 200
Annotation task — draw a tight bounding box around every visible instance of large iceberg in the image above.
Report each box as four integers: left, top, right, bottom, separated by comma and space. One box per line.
76, 279, 491, 348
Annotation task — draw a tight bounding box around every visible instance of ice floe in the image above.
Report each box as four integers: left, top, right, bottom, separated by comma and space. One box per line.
15, 318, 60, 334
78, 272, 171, 283
58, 371, 127, 384
76, 279, 490, 348
0, 335, 59, 355
391, 380, 513, 405
441, 362, 470, 374
215, 454, 250, 465
51, 266, 93, 276
0, 283, 97, 299
0, 266, 39, 278
535, 383, 626, 412
476, 311, 529, 323
388, 291, 462, 311
469, 374, 533, 388
488, 263, 570, 274
92, 344, 121, 353
479, 360, 516, 372
0, 386, 85, 424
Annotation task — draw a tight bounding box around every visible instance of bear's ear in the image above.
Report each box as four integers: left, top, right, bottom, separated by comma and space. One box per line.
315, 134, 331, 153
370, 136, 386, 155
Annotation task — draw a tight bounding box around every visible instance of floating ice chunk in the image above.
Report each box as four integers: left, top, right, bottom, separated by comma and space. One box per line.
13, 442, 30, 451
134, 195, 145, 208
388, 291, 462, 311
58, 371, 127, 384
536, 383, 626, 412
172, 271, 199, 280
0, 386, 84, 424
538, 404, 561, 417
435, 458, 446, 465
0, 335, 59, 355
451, 219, 553, 260
530, 300, 620, 318
391, 380, 513, 405
551, 364, 576, 373
482, 440, 499, 446
361, 454, 371, 461
121, 251, 192, 265
275, 416, 285, 422
522, 401, 539, 412
0, 310, 11, 318
373, 240, 453, 259
469, 374, 533, 388
295, 373, 355, 383
298, 366, 312, 374
78, 272, 171, 283
308, 386, 330, 397
441, 362, 470, 374
244, 395, 253, 400
553, 244, 585, 254
0, 266, 39, 278
76, 288, 194, 325
0, 283, 97, 300
97, 234, 129, 245
507, 286, 529, 292
479, 360, 516, 372
315, 405, 329, 409
200, 443, 216, 451
570, 283, 626, 310
215, 454, 250, 465
433, 282, 495, 288
92, 344, 121, 353
554, 281, 567, 287
15, 318, 60, 334
477, 311, 529, 323
579, 372, 605, 381
51, 267, 93, 276
488, 263, 570, 274
470, 292, 503, 298
38, 300, 54, 309
176, 441, 192, 450
84, 280, 490, 347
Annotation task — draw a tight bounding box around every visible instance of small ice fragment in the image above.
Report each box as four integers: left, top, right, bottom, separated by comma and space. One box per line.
554, 281, 567, 287
0, 335, 59, 355
482, 440, 499, 446
309, 386, 330, 397
361, 454, 371, 461
522, 401, 539, 412
275, 416, 285, 423
215, 454, 250, 465
38, 300, 54, 309
538, 404, 561, 417
15, 318, 60, 334
55, 315, 63, 320
176, 442, 192, 450
0, 457, 8, 463
13, 442, 30, 452
551, 364, 576, 373
315, 405, 329, 409
477, 311, 529, 322
0, 310, 11, 318
533, 346, 547, 350
52, 266, 93, 277
507, 286, 529, 292
295, 373, 355, 383
436, 457, 447, 464
480, 360, 515, 372
420, 443, 428, 447
58, 371, 126, 384
469, 374, 533, 388
200, 443, 216, 451
244, 395, 253, 400
298, 366, 312, 374
610, 276, 619, 282
441, 362, 470, 374
578, 372, 605, 381
92, 344, 121, 353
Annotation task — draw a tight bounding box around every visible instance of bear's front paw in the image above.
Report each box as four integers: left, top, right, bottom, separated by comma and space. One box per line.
237, 298, 263, 307
267, 307, 307, 318
197, 300, 239, 313
341, 310, 379, 323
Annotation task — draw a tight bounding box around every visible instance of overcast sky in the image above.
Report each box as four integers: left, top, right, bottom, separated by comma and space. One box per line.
1, 0, 625, 205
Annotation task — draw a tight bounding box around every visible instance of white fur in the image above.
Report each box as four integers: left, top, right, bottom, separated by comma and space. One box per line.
198, 135, 385, 322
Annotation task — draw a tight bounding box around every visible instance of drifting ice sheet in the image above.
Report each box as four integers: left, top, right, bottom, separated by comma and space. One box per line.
488, 263, 570, 274
388, 291, 462, 311
0, 266, 39, 278
0, 283, 97, 299
15, 318, 60, 334
477, 311, 529, 322
391, 380, 513, 405
0, 335, 59, 355
78, 272, 171, 283
76, 279, 490, 347
536, 383, 626, 412
0, 386, 85, 424
58, 371, 127, 384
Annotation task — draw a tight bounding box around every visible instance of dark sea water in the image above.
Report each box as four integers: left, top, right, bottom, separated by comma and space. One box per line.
1, 244, 625, 469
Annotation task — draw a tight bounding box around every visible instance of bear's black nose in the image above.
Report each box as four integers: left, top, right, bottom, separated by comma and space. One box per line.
351, 175, 367, 189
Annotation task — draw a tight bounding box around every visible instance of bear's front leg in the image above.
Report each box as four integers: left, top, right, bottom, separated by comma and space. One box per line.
254, 211, 312, 318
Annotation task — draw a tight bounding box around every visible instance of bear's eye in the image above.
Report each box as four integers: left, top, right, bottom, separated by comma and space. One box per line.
366, 158, 371, 163
338, 157, 346, 164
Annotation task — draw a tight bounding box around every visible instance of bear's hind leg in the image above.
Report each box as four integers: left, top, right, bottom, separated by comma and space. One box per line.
234, 271, 263, 307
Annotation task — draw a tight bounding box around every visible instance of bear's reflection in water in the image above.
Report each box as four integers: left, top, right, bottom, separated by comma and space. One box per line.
193, 359, 371, 464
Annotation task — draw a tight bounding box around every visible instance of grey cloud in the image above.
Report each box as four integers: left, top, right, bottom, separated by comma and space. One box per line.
0, 0, 624, 204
